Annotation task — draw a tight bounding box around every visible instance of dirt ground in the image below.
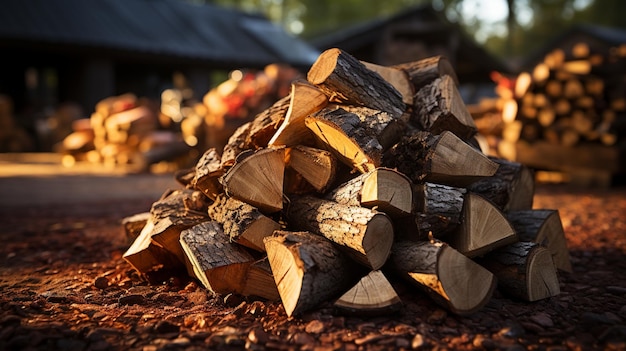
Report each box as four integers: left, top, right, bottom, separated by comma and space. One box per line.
1, 161, 626, 350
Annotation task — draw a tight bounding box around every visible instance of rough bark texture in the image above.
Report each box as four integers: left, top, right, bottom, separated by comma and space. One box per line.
478, 242, 561, 302
394, 55, 459, 93
208, 194, 281, 252
246, 95, 290, 149
179, 221, 255, 295
389, 240, 496, 316
339, 105, 404, 150
307, 48, 405, 120
507, 209, 572, 272
325, 167, 412, 218
468, 157, 535, 213
121, 211, 150, 243
286, 196, 394, 270
221, 122, 252, 169
264, 231, 366, 317
191, 148, 224, 200
412, 75, 477, 141
306, 106, 383, 173
410, 183, 466, 240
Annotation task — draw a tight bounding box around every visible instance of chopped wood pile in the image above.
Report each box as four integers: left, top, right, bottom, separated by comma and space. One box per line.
58, 93, 192, 171
122, 48, 571, 318
472, 41, 626, 186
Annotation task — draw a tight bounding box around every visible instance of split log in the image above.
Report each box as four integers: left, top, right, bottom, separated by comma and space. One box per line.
389, 240, 496, 315
208, 194, 281, 252
287, 145, 338, 193
361, 61, 414, 105
306, 106, 385, 173
286, 195, 394, 270
394, 55, 459, 93
179, 221, 255, 295
264, 231, 366, 317
174, 167, 196, 187
221, 147, 285, 213
149, 189, 211, 265
468, 157, 535, 213
447, 192, 518, 257
400, 183, 466, 240
241, 257, 281, 301
412, 74, 477, 141
478, 242, 560, 301
307, 48, 405, 121
507, 210, 572, 272
383, 131, 498, 187
123, 217, 185, 274
191, 148, 224, 200
221, 122, 252, 169
121, 212, 151, 243
334, 270, 402, 316
246, 95, 290, 149
268, 80, 328, 147
339, 105, 405, 150
325, 167, 412, 218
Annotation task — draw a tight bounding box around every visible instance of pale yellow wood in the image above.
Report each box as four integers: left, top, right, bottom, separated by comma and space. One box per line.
361, 61, 413, 105
334, 270, 402, 315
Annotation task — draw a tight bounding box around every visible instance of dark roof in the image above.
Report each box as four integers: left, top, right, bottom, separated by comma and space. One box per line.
519, 24, 626, 70
0, 0, 320, 69
309, 5, 511, 80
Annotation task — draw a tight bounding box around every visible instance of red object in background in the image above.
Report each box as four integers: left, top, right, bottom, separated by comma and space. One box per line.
490, 71, 515, 91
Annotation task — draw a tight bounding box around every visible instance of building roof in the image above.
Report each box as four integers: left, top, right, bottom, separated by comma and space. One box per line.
309, 5, 511, 82
0, 0, 320, 70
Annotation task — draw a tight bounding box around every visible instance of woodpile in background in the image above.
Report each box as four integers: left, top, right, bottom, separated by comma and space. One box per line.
473, 41, 626, 187
121, 48, 571, 318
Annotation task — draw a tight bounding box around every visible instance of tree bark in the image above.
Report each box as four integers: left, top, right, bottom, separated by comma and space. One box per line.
191, 148, 224, 200
286, 195, 394, 270
264, 231, 366, 317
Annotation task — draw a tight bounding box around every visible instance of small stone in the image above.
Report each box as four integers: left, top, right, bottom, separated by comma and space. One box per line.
427, 309, 447, 324
94, 276, 109, 290
248, 328, 269, 344
396, 338, 410, 348
411, 333, 425, 349
498, 321, 526, 338
530, 312, 554, 328
473, 334, 496, 350
118, 294, 146, 306
292, 332, 315, 345
305, 320, 325, 334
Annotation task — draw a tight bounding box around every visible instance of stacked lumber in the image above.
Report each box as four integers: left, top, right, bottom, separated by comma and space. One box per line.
481, 41, 626, 185
59, 93, 192, 171
122, 48, 571, 318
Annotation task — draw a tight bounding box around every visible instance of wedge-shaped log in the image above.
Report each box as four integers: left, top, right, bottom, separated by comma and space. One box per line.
412, 75, 477, 141
306, 106, 399, 173
389, 240, 496, 315
121, 211, 150, 243
208, 194, 281, 252
191, 148, 224, 200
149, 189, 211, 265
221, 121, 252, 169
307, 48, 405, 120
507, 210, 572, 272
325, 167, 412, 218
406, 183, 466, 240
383, 131, 498, 187
123, 217, 185, 274
361, 61, 414, 106
264, 231, 366, 317
334, 270, 402, 317
268, 80, 328, 147
221, 147, 285, 213
447, 192, 518, 258
246, 95, 290, 149
468, 157, 534, 213
478, 242, 561, 301
286, 196, 394, 270
393, 55, 459, 93
287, 145, 338, 193
180, 221, 255, 295
240, 257, 281, 301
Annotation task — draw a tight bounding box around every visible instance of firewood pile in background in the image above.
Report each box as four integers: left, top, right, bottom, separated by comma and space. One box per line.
57, 64, 299, 172
120, 48, 572, 318
471, 41, 626, 186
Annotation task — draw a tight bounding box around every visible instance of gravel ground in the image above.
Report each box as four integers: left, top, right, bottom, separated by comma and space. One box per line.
0, 166, 625, 351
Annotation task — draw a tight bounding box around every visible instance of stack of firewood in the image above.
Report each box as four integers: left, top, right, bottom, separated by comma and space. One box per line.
59, 93, 192, 171
121, 48, 572, 317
